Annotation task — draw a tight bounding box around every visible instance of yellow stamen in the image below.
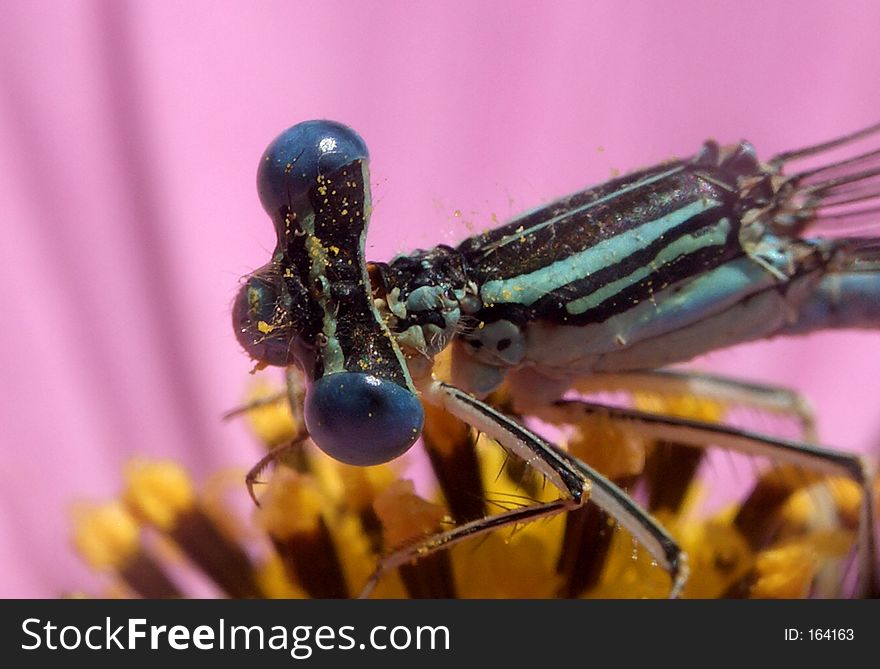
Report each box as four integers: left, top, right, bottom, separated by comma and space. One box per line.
677, 513, 753, 598
255, 468, 324, 537
633, 391, 725, 422
256, 555, 308, 599
826, 477, 862, 529
454, 530, 562, 598
422, 401, 472, 458
374, 480, 448, 548
244, 381, 299, 447
71, 501, 140, 570
336, 463, 397, 514
567, 411, 646, 480
750, 545, 817, 599
123, 459, 195, 530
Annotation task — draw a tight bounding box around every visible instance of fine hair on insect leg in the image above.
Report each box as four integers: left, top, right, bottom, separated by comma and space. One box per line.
531, 394, 877, 597
358, 378, 688, 598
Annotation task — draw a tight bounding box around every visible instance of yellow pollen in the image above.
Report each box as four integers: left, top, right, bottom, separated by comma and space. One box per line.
72, 501, 140, 570
244, 381, 300, 447
255, 468, 324, 537
750, 545, 817, 598
374, 480, 447, 548
122, 459, 195, 530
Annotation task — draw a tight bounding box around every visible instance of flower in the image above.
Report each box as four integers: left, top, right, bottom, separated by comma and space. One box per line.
3, 1, 880, 598
71, 356, 871, 599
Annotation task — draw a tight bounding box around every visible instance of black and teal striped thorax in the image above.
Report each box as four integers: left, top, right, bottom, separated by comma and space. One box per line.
380, 140, 771, 338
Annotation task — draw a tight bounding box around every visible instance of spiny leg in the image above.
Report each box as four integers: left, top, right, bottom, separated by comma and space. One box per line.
360, 500, 573, 599
245, 434, 309, 506
360, 380, 688, 599
535, 398, 878, 597
231, 367, 311, 505
222, 367, 306, 422
571, 369, 817, 440
222, 391, 287, 420
573, 369, 817, 528
769, 121, 880, 167
506, 367, 816, 521
471, 382, 639, 595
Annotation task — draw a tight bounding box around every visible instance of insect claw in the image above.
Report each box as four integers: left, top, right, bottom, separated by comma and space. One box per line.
245, 477, 265, 508
244, 434, 310, 508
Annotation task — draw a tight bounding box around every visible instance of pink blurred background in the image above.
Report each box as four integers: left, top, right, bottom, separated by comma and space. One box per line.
1, 0, 878, 597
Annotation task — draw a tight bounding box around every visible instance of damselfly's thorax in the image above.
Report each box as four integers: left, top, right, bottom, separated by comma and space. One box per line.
447, 132, 880, 387
369, 139, 779, 367
456, 138, 805, 302
369, 246, 474, 360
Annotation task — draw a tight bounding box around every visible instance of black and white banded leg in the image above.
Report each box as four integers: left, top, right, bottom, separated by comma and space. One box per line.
534, 398, 878, 597
359, 380, 688, 599
572, 370, 818, 440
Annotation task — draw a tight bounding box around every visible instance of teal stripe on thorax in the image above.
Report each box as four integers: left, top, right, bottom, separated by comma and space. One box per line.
479, 165, 686, 257
565, 218, 732, 315
479, 198, 722, 307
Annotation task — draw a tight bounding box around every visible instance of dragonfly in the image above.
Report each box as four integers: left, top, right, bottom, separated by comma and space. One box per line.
232, 119, 880, 598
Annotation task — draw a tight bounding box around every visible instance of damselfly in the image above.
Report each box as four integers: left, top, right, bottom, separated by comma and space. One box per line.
233, 120, 880, 597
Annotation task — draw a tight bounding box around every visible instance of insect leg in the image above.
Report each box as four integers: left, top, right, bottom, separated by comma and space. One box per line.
572, 370, 817, 439
222, 391, 287, 420
359, 380, 688, 598
245, 434, 310, 506
222, 368, 305, 421
536, 399, 878, 596
233, 368, 312, 505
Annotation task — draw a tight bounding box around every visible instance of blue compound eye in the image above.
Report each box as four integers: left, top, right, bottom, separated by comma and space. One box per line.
303, 372, 424, 466
232, 271, 306, 367
257, 120, 369, 225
